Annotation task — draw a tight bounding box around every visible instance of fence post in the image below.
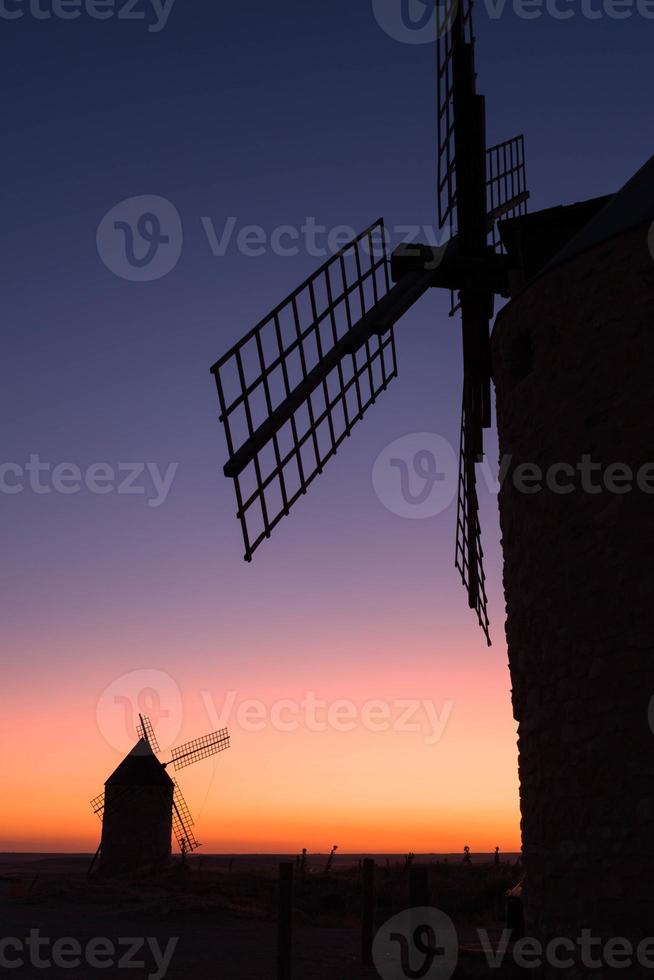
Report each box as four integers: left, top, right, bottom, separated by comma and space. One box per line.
278, 862, 293, 980
361, 858, 376, 966
409, 865, 430, 907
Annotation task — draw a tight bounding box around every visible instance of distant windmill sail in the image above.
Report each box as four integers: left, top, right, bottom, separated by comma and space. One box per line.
90, 791, 105, 819
169, 728, 231, 771
171, 780, 200, 853
136, 713, 160, 753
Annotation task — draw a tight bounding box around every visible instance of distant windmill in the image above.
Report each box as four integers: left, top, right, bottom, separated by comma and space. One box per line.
209, 0, 530, 645
89, 715, 230, 876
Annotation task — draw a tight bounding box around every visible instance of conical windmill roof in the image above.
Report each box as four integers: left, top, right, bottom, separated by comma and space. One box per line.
105, 738, 173, 787
545, 152, 654, 272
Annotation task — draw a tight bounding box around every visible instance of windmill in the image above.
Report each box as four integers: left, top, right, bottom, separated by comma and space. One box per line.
89, 714, 230, 876
209, 0, 530, 645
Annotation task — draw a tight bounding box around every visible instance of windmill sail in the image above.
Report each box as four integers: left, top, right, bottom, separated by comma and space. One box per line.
437, 0, 521, 643
208, 0, 531, 647
170, 728, 231, 770
171, 781, 200, 852
455, 407, 490, 644
486, 136, 529, 249
211, 220, 432, 562
436, 0, 475, 238
136, 714, 160, 754
90, 791, 106, 819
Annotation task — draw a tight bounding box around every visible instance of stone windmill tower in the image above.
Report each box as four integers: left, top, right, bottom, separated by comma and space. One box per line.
99, 737, 175, 875
90, 715, 230, 876
493, 157, 654, 967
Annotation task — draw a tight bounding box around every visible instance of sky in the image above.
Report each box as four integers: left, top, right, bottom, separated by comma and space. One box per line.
1, 1, 652, 853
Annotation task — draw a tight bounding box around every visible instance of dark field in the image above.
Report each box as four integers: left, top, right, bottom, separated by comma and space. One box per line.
0, 853, 522, 979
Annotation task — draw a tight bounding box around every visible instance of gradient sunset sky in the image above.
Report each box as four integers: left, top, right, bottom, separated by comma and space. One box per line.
2, 1, 651, 853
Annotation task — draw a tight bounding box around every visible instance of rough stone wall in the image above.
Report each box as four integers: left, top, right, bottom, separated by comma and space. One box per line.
492, 222, 654, 976
100, 784, 173, 875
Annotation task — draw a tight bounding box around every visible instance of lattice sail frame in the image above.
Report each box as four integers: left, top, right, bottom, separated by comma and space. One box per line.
211, 220, 397, 562
438, 0, 528, 245
136, 714, 161, 754
437, 0, 475, 238
207, 1, 530, 648
486, 135, 529, 250
171, 728, 231, 771
455, 410, 490, 645
91, 791, 106, 819
172, 780, 200, 852
436, 0, 530, 644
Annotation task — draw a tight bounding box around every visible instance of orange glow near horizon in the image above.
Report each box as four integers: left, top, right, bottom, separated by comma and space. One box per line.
0, 636, 521, 854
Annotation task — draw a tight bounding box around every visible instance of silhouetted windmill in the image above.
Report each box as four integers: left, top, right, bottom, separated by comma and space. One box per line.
210, 0, 530, 645
89, 714, 230, 876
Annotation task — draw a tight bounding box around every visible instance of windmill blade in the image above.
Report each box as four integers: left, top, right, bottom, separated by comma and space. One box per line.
439, 7, 530, 243
437, 0, 475, 238
486, 136, 530, 251
171, 781, 200, 852
136, 714, 161, 754
455, 403, 491, 645
437, 0, 492, 646
211, 219, 432, 561
170, 728, 231, 771
90, 792, 105, 819
438, 0, 488, 319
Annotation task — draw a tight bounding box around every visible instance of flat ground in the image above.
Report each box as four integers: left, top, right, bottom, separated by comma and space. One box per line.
0, 854, 522, 979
